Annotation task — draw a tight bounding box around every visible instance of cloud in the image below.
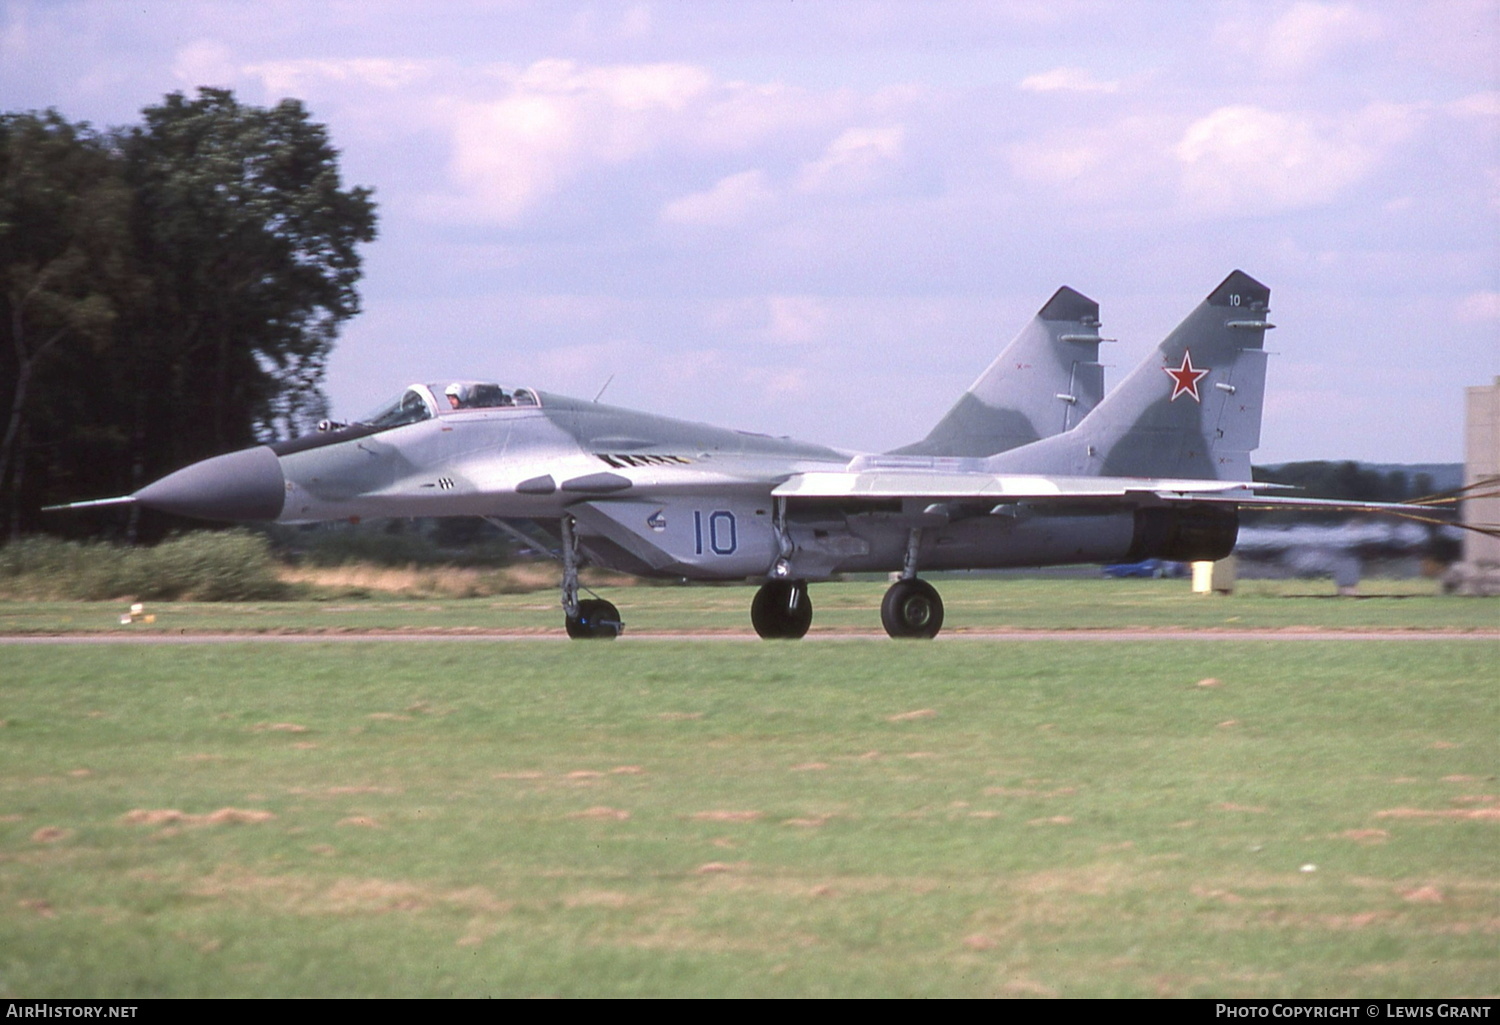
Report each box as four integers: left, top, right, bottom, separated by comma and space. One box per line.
1174, 103, 1419, 211
1018, 66, 1120, 94
246, 57, 432, 96
764, 296, 830, 346
1009, 140, 1103, 185
661, 169, 776, 227
1448, 91, 1500, 119
442, 59, 714, 222
1456, 291, 1500, 324
795, 125, 906, 195
1262, 2, 1384, 76
172, 39, 237, 89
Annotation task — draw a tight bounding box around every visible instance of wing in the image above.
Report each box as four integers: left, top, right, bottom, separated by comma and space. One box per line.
773, 470, 1281, 505
773, 470, 1487, 533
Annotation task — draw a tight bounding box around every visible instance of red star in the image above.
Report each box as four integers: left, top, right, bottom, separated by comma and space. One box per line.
1163, 349, 1209, 402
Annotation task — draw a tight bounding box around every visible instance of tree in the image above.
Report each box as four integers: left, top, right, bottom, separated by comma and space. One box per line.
120, 88, 378, 467
0, 112, 137, 533
0, 90, 377, 538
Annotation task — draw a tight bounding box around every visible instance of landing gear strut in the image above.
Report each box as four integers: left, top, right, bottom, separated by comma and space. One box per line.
881, 527, 944, 639
751, 579, 812, 639
559, 515, 620, 640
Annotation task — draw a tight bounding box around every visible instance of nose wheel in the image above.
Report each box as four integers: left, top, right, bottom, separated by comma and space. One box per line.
566, 598, 622, 640
751, 579, 812, 639
881, 578, 944, 639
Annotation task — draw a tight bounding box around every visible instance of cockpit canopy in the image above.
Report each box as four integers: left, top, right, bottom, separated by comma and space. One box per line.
436, 381, 540, 411
357, 382, 540, 430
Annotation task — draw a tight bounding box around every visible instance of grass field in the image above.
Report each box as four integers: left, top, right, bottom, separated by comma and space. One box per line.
1, 582, 1495, 997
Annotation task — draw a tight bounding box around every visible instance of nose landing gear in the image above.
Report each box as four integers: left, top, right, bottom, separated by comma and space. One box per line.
559, 514, 621, 640
750, 579, 813, 639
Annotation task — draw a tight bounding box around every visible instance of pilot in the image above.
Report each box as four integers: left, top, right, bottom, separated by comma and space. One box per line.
444, 383, 471, 410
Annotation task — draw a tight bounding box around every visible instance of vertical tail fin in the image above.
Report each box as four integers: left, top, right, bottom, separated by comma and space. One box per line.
988, 271, 1273, 480
889, 286, 1104, 458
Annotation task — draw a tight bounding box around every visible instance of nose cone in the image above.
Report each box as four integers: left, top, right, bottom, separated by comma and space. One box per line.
134, 446, 286, 521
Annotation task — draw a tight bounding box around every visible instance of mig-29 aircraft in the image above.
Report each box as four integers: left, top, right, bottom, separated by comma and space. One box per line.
50, 270, 1425, 639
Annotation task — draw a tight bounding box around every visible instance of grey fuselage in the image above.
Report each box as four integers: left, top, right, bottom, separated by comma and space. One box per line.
120, 272, 1277, 584
136, 385, 1162, 583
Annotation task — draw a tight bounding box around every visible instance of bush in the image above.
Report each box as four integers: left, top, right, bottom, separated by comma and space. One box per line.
0, 531, 288, 601
266, 518, 519, 568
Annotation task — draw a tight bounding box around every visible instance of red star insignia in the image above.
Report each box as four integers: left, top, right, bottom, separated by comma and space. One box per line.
1164, 349, 1209, 402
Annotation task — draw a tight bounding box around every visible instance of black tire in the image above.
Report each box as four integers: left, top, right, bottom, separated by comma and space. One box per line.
750, 579, 812, 639
881, 578, 944, 639
566, 598, 622, 640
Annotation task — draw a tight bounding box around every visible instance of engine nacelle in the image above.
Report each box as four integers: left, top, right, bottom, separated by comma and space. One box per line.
1127, 506, 1239, 562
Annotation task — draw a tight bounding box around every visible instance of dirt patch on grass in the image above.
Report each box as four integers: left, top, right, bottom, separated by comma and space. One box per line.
121, 808, 275, 827
188, 867, 512, 917
30, 827, 70, 843
18, 898, 55, 918
692, 810, 763, 823
206, 808, 276, 824
888, 709, 936, 721
570, 806, 630, 820
564, 890, 636, 909
984, 786, 1077, 798
1375, 808, 1500, 820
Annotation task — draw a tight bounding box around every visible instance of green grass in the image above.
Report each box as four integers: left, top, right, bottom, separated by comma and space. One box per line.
0, 576, 1494, 636
1, 639, 1494, 997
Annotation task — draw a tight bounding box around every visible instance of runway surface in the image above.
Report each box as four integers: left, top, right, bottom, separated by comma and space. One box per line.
2, 630, 1495, 644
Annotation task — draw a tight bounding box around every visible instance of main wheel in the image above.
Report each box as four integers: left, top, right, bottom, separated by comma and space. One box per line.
750, 579, 813, 639
881, 578, 944, 639
566, 598, 622, 640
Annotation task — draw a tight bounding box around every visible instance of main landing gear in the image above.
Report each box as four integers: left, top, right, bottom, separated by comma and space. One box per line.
879, 526, 944, 639
880, 578, 944, 639
751, 579, 812, 639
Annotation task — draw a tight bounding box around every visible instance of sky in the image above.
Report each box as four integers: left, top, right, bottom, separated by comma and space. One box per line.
3, 0, 1496, 464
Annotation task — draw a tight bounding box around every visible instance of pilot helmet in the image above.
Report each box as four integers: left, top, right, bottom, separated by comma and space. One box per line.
444, 383, 471, 406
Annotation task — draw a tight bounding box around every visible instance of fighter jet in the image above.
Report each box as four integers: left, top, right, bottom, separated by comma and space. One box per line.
49, 270, 1424, 639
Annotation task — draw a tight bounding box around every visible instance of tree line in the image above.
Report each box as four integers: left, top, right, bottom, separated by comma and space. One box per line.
1, 88, 377, 540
